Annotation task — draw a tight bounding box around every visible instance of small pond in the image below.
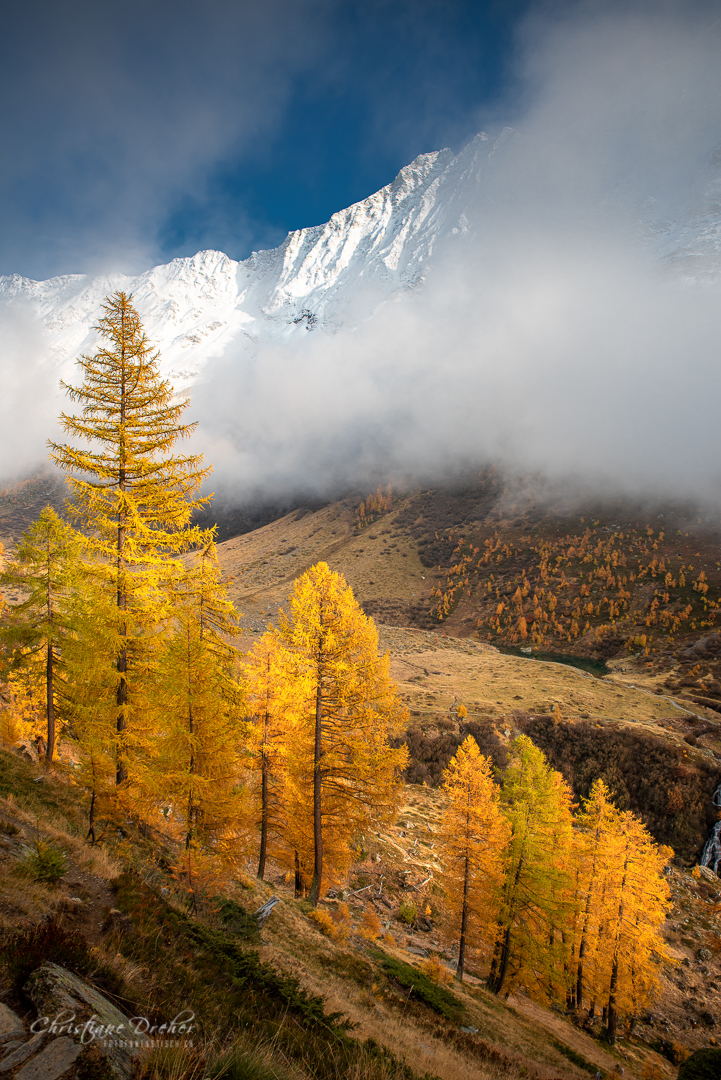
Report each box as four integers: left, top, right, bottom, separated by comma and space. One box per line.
497, 646, 608, 678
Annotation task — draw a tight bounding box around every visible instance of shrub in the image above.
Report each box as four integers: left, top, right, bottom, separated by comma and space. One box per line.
360, 910, 383, 941
677, 1048, 721, 1080
401, 718, 508, 786
19, 837, 67, 883
419, 955, 453, 986
215, 897, 261, 942
653, 1039, 692, 1066
333, 903, 352, 944
310, 908, 338, 939
310, 905, 352, 944
371, 949, 465, 1022
398, 901, 416, 925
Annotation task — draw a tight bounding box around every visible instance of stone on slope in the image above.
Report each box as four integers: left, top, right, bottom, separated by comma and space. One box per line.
15, 1037, 82, 1080
24, 963, 137, 1079
0, 1002, 24, 1041
0, 1033, 45, 1072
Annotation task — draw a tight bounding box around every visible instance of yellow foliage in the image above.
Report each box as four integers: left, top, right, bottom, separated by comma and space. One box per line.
310, 908, 338, 939
419, 955, 454, 985
152, 538, 244, 862
439, 736, 509, 981
49, 291, 212, 790
242, 631, 308, 881
360, 908, 383, 941
279, 562, 408, 904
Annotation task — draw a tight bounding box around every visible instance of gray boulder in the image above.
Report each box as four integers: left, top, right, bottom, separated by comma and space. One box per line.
24, 962, 138, 1079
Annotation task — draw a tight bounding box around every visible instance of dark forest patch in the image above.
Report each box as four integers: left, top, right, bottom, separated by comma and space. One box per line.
518, 716, 721, 862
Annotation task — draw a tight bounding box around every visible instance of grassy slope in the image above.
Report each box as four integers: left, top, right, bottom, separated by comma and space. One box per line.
214, 492, 721, 863
0, 749, 602, 1080
3, 747, 717, 1080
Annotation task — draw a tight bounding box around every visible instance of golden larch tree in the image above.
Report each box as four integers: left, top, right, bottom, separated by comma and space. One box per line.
243, 630, 309, 880
152, 536, 244, 880
569, 778, 621, 1013
438, 736, 509, 981
0, 507, 83, 761
278, 562, 408, 905
49, 292, 211, 787
489, 735, 575, 1000
588, 809, 672, 1041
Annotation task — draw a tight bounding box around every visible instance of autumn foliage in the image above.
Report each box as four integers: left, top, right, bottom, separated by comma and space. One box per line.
0, 294, 674, 1041
430, 523, 719, 656
437, 736, 671, 1039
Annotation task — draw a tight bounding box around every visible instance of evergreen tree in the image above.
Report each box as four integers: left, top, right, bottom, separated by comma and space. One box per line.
49, 292, 211, 786
152, 536, 243, 867
278, 562, 408, 905
243, 631, 308, 880
489, 735, 575, 1000
0, 507, 83, 761
438, 736, 508, 981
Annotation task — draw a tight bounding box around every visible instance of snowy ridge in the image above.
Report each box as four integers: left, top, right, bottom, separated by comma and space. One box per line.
0, 133, 497, 388
1, 127, 720, 391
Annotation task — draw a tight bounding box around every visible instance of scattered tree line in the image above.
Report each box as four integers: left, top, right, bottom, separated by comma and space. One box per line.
439, 735, 671, 1043
431, 523, 720, 655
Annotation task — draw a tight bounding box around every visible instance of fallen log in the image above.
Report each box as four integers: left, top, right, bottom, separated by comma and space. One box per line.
254, 897, 280, 927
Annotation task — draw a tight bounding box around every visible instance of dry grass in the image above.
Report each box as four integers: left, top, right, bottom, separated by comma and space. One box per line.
238, 872, 591, 1080
292, 964, 575, 1080
0, 861, 63, 932
0, 794, 121, 880
382, 626, 684, 728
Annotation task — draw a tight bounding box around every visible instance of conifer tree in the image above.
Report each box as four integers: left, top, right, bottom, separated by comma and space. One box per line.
278, 562, 408, 905
578, 805, 672, 1041
152, 536, 243, 866
49, 292, 211, 786
489, 735, 575, 999
63, 567, 124, 841
243, 631, 308, 879
0, 507, 83, 761
570, 779, 620, 1013
438, 736, 508, 981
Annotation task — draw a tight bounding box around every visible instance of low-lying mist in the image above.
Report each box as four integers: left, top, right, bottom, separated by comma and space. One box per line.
189, 3, 721, 511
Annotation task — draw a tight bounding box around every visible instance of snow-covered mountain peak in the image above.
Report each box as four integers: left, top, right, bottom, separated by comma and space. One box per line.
1, 126, 719, 396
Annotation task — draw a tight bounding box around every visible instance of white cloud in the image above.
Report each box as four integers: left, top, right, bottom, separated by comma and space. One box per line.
190, 1, 721, 505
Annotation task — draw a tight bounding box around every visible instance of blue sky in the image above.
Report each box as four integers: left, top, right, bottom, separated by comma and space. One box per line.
0, 0, 533, 280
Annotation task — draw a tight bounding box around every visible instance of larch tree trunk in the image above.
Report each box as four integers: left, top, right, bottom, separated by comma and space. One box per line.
308, 663, 324, 906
